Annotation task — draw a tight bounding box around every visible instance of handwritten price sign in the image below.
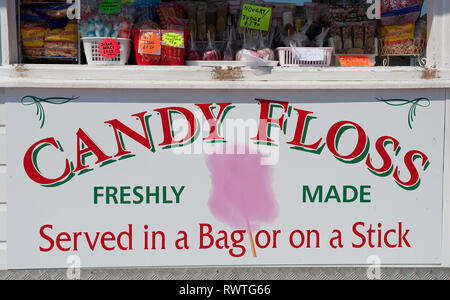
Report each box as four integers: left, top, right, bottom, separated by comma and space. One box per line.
338, 55, 373, 67
139, 32, 161, 55
240, 4, 272, 31
99, 38, 120, 59
99, 0, 121, 14
162, 32, 184, 48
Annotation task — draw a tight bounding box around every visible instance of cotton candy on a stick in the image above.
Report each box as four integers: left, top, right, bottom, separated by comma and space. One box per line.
206, 149, 278, 257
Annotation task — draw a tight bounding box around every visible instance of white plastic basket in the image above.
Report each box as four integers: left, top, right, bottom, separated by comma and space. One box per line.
82, 37, 131, 65
276, 47, 334, 67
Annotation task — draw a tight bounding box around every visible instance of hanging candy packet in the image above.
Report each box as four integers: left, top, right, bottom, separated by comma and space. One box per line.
283, 19, 311, 47
257, 30, 274, 61
314, 27, 329, 47
414, 16, 427, 44
156, 3, 177, 29
245, 29, 259, 51
223, 29, 235, 60
235, 26, 247, 61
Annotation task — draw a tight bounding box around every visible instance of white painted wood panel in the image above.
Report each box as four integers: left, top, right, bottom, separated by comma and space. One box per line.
0, 87, 5, 126
0, 84, 6, 270
0, 242, 6, 270
0, 0, 18, 65
427, 0, 450, 69
442, 89, 450, 267
0, 165, 5, 204
0, 104, 5, 126
0, 127, 5, 165
0, 204, 5, 242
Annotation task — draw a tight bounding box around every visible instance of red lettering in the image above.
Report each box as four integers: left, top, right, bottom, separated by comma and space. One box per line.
196, 103, 234, 142
199, 223, 214, 249
366, 136, 400, 176
39, 225, 134, 252
39, 224, 55, 252
73, 232, 82, 251
327, 121, 368, 163
84, 232, 100, 251
101, 232, 116, 251
384, 229, 397, 248
251, 99, 289, 143
155, 107, 198, 148
394, 150, 429, 190
398, 222, 411, 247
56, 232, 71, 251
117, 224, 133, 250
289, 230, 305, 248
255, 230, 271, 249
352, 222, 366, 248
24, 138, 71, 186
105, 112, 153, 157
287, 109, 323, 153
74, 128, 112, 173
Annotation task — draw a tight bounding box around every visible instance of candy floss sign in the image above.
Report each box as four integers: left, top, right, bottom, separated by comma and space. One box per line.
5, 89, 445, 269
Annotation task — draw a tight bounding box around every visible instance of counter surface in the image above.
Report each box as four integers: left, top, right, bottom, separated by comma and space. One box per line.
0, 65, 448, 90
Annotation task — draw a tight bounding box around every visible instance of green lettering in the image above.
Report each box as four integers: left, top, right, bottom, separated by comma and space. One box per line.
343, 185, 358, 203
106, 186, 118, 204
360, 185, 371, 203
146, 186, 159, 203
172, 186, 185, 204
302, 185, 323, 203
93, 186, 104, 205
120, 186, 131, 204
163, 187, 172, 204
325, 185, 341, 203
133, 186, 144, 204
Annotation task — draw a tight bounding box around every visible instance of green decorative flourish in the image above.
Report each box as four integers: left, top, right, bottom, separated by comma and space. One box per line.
21, 95, 79, 128
377, 97, 430, 130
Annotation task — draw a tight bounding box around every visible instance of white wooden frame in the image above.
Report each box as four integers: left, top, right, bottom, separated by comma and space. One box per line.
0, 0, 449, 271
0, 0, 447, 89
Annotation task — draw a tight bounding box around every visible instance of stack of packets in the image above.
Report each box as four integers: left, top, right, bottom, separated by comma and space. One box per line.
379, 0, 426, 55
20, 3, 78, 60
328, 3, 377, 55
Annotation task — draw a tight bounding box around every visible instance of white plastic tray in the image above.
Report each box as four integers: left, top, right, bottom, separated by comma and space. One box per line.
185, 60, 279, 67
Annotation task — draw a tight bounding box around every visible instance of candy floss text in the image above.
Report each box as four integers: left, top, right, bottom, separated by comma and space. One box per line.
23, 99, 430, 190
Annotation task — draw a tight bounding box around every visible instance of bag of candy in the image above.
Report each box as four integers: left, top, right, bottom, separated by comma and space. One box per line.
223, 29, 235, 60
203, 30, 221, 60
187, 30, 202, 60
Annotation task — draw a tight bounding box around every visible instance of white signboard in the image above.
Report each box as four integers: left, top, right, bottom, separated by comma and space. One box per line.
6, 89, 445, 269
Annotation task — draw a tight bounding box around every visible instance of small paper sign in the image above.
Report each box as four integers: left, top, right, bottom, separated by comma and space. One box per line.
162, 32, 184, 48
338, 55, 373, 67
99, 38, 120, 59
99, 0, 121, 14
139, 32, 161, 55
293, 48, 325, 61
240, 4, 272, 31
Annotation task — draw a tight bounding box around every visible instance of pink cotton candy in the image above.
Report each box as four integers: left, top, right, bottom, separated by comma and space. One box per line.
206, 148, 278, 232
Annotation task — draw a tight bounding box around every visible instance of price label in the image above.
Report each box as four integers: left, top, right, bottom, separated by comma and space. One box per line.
240, 4, 272, 31
294, 48, 325, 61
338, 55, 373, 67
162, 32, 184, 48
99, 0, 121, 14
99, 38, 120, 59
139, 32, 161, 55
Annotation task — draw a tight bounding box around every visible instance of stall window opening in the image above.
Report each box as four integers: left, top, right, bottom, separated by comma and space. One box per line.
17, 0, 428, 67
